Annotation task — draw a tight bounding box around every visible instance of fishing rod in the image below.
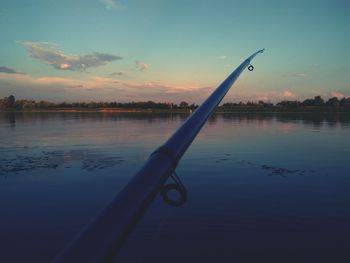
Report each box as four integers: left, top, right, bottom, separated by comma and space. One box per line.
52, 49, 265, 263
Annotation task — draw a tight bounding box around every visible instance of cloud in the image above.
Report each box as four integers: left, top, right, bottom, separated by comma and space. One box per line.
218, 55, 227, 60
0, 66, 17, 74
0, 66, 25, 75
330, 91, 344, 98
110, 71, 126, 77
99, 0, 123, 11
113, 79, 202, 93
0, 73, 211, 103
135, 61, 149, 72
21, 42, 122, 71
282, 90, 296, 98
291, 73, 307, 77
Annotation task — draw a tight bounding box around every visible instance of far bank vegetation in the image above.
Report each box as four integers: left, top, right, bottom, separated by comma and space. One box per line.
1, 95, 350, 112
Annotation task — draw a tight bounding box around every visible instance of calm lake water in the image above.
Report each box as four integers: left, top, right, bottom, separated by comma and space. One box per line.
1, 112, 350, 262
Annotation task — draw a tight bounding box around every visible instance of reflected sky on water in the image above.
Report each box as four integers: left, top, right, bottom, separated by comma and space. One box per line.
0, 112, 349, 262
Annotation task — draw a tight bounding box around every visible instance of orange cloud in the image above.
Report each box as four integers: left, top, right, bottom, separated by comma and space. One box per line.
282, 90, 296, 98
0, 73, 210, 102
330, 91, 344, 98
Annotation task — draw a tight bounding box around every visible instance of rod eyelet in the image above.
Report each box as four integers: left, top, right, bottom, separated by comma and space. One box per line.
248, 65, 254, 71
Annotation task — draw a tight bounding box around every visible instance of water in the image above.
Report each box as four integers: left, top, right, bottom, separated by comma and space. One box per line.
0, 112, 349, 262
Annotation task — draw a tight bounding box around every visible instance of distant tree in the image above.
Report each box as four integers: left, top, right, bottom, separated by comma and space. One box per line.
246, 101, 257, 106
257, 100, 273, 108
0, 95, 16, 109
22, 100, 35, 109
179, 101, 189, 108
222, 102, 233, 108
313, 96, 324, 106
302, 99, 314, 106
340, 97, 350, 107
326, 97, 340, 107
38, 100, 55, 108
7, 95, 15, 108
0, 98, 4, 109
257, 100, 264, 107
277, 100, 300, 108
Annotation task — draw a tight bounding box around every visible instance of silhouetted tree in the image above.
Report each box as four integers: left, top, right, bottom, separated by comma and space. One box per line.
313, 96, 324, 106
7, 95, 15, 108
326, 97, 340, 107
340, 97, 350, 107
179, 101, 189, 108
302, 98, 316, 106
277, 100, 300, 108
1, 94, 350, 112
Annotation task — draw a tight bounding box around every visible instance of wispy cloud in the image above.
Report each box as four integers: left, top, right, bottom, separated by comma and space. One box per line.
21, 42, 122, 71
218, 55, 227, 60
99, 0, 124, 11
135, 61, 149, 72
290, 73, 307, 77
110, 71, 126, 77
330, 91, 344, 98
0, 66, 25, 75
0, 73, 211, 102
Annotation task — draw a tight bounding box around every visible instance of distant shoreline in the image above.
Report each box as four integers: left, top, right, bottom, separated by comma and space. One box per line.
1, 107, 350, 113
0, 108, 152, 113
1, 95, 350, 113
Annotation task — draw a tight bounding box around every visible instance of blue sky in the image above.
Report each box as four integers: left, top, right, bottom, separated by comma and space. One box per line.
0, 0, 349, 103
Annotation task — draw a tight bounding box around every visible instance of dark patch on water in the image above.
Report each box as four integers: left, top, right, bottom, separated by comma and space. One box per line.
215, 158, 230, 163
213, 153, 315, 176
259, 164, 316, 177
228, 157, 315, 177
0, 149, 125, 175
261, 164, 305, 176
82, 156, 125, 171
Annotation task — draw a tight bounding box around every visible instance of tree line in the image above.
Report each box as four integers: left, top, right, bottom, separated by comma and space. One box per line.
1, 95, 350, 111
0, 95, 198, 110
222, 96, 350, 108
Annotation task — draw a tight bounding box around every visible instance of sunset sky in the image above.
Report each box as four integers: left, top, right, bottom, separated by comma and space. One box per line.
0, 0, 349, 103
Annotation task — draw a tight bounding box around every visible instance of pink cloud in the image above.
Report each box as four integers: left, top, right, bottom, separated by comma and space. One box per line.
330, 91, 344, 98
282, 90, 296, 98
0, 73, 210, 103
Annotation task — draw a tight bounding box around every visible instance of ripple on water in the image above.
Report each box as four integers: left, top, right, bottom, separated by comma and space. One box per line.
0, 149, 125, 175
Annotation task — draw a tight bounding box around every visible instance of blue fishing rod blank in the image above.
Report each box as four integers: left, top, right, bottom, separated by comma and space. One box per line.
52, 49, 264, 263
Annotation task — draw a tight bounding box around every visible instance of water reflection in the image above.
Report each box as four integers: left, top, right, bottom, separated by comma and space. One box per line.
3, 112, 16, 128
0, 111, 189, 124
1, 111, 349, 129
1, 111, 350, 262
218, 112, 350, 128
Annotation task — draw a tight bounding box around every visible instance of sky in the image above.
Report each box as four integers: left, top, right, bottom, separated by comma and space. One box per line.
0, 0, 349, 103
